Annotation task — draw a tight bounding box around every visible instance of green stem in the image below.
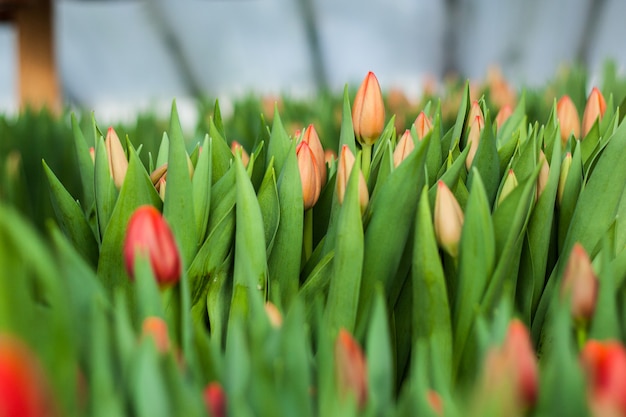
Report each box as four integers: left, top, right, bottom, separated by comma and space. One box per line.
361, 143, 372, 180
576, 324, 587, 350
303, 208, 313, 263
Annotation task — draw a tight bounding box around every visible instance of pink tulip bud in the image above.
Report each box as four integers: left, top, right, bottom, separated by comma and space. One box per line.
336, 145, 369, 214
302, 124, 327, 185
335, 329, 368, 409
296, 141, 322, 210
582, 88, 607, 137
434, 181, 464, 258
557, 95, 581, 144
393, 129, 415, 168
561, 243, 597, 323
467, 101, 484, 128
465, 115, 485, 170
230, 140, 250, 168
203, 382, 227, 417
123, 205, 181, 287
495, 104, 513, 130
414, 111, 433, 140
581, 340, 626, 417
105, 126, 128, 189
352, 71, 385, 146
141, 316, 171, 353
0, 336, 57, 417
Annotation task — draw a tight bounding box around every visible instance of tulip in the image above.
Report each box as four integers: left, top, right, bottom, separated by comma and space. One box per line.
558, 152, 572, 205
426, 389, 444, 416
495, 104, 513, 130
230, 140, 250, 168
141, 316, 171, 353
123, 205, 181, 287
434, 181, 464, 258
203, 382, 227, 417
467, 100, 484, 131
352, 71, 385, 146
336, 145, 369, 215
413, 111, 433, 140
393, 129, 415, 168
580, 340, 626, 417
105, 126, 128, 189
264, 302, 283, 328
561, 243, 597, 324
324, 149, 337, 166
498, 169, 518, 207
302, 124, 327, 185
465, 114, 484, 170
296, 141, 322, 210
557, 95, 581, 144
581, 87, 607, 137
0, 336, 56, 417
480, 319, 538, 412
88, 146, 95, 163
335, 329, 368, 409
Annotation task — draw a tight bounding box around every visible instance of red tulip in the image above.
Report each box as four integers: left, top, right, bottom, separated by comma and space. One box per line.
203, 382, 226, 417
123, 205, 181, 287
581, 340, 626, 417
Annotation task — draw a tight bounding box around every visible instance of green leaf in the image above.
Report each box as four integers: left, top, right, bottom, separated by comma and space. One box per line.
451, 81, 471, 151
367, 290, 393, 415
192, 135, 212, 244
209, 117, 233, 184
94, 136, 118, 240
338, 85, 357, 155
266, 106, 291, 175
256, 161, 280, 256
71, 113, 95, 213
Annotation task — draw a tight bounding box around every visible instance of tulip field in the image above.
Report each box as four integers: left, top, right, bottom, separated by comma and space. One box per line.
2, 64, 626, 416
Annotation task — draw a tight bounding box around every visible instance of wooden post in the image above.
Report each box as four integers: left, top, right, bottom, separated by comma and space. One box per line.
13, 0, 61, 114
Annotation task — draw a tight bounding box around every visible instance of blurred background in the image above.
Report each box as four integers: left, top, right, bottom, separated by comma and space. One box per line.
0, 0, 624, 127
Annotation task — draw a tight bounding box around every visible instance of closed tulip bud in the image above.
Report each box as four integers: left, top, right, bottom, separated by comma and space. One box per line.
0, 336, 57, 417
230, 140, 249, 168
335, 329, 368, 409
296, 141, 322, 210
498, 169, 518, 207
141, 316, 171, 353
336, 145, 369, 214
561, 243, 597, 324
427, 390, 444, 416
352, 71, 385, 146
302, 124, 327, 185
264, 302, 283, 328
495, 104, 513, 130
123, 205, 181, 287
582, 87, 607, 137
557, 95, 581, 144
558, 152, 572, 205
434, 181, 464, 258
467, 100, 484, 129
580, 340, 626, 417
414, 111, 433, 140
465, 114, 484, 170
536, 151, 549, 201
88, 146, 95, 163
203, 382, 227, 417
393, 129, 415, 167
105, 126, 128, 189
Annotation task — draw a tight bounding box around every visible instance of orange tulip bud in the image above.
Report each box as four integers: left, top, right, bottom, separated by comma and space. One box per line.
465, 114, 485, 170
352, 71, 385, 146
141, 316, 171, 353
230, 140, 250, 167
414, 111, 433, 140
558, 152, 572, 205
536, 151, 550, 201
335, 329, 368, 409
302, 124, 327, 185
561, 243, 597, 323
582, 87, 607, 137
557, 95, 581, 144
393, 129, 415, 168
296, 141, 322, 210
495, 104, 513, 130
467, 100, 484, 128
324, 149, 337, 166
580, 340, 626, 417
123, 205, 181, 287
427, 389, 444, 416
434, 181, 464, 257
105, 126, 128, 189
88, 146, 95, 163
203, 382, 227, 417
0, 336, 57, 417
336, 145, 369, 214
264, 302, 283, 328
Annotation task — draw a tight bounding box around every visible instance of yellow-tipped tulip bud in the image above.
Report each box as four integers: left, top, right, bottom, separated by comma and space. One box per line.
296, 141, 322, 210
302, 124, 327, 185
230, 140, 250, 167
393, 129, 415, 168
498, 169, 518, 206
536, 151, 549, 201
336, 145, 369, 214
413, 111, 433, 140
465, 115, 484, 170
557, 95, 581, 144
558, 152, 572, 205
105, 126, 128, 189
561, 243, 597, 324
434, 181, 464, 257
495, 104, 513, 130
582, 87, 607, 137
352, 71, 385, 146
